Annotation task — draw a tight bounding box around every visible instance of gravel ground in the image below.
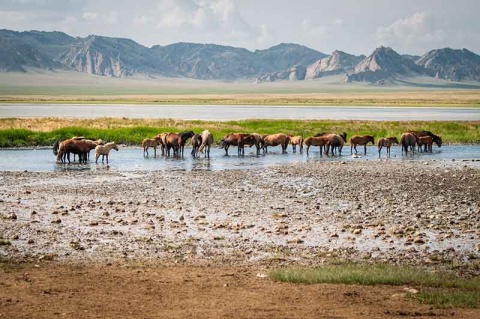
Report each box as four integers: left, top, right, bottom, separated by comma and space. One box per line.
1, 160, 479, 273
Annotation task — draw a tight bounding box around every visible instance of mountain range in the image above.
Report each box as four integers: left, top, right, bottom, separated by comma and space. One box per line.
1, 29, 479, 85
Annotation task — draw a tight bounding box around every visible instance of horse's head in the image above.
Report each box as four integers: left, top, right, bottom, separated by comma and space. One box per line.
392, 137, 399, 145
219, 139, 226, 149
369, 135, 375, 145
340, 132, 347, 142
434, 135, 442, 147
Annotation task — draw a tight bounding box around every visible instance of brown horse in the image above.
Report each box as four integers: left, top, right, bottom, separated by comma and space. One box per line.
164, 131, 194, 157
156, 132, 172, 156
289, 135, 304, 153
350, 135, 374, 155
304, 136, 327, 156
197, 130, 214, 158
220, 133, 254, 156
417, 136, 433, 153
409, 130, 442, 151
325, 134, 346, 156
246, 133, 263, 155
262, 133, 290, 154
56, 139, 92, 164
377, 137, 399, 157
142, 136, 162, 157
400, 132, 418, 155
191, 134, 203, 158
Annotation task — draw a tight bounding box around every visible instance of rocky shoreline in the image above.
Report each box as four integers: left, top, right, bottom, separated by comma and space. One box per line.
1, 160, 479, 274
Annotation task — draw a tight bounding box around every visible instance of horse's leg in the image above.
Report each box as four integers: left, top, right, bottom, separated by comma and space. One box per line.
364, 144, 367, 155
154, 146, 157, 158
350, 144, 353, 154
95, 154, 100, 164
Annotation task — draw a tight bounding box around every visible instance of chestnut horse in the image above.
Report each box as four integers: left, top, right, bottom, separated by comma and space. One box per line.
156, 132, 172, 156
350, 135, 374, 155
289, 135, 304, 153
220, 133, 256, 156
142, 136, 162, 157
262, 133, 290, 154
95, 142, 119, 164
165, 131, 194, 157
325, 133, 346, 156
304, 136, 327, 156
417, 136, 433, 153
56, 139, 92, 164
400, 132, 418, 155
377, 137, 399, 157
197, 130, 214, 158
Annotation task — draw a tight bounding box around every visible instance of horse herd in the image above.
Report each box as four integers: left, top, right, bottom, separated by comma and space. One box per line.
53, 130, 442, 164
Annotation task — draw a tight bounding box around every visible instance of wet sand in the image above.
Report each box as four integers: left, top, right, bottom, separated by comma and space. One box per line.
1, 160, 478, 273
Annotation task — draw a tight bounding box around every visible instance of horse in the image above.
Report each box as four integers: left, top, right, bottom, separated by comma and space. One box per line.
156, 132, 172, 156
377, 137, 399, 157
95, 142, 119, 164
417, 136, 433, 153
177, 131, 195, 157
197, 130, 214, 158
142, 136, 162, 157
304, 136, 327, 156
262, 133, 290, 154
289, 135, 304, 153
247, 133, 263, 155
400, 132, 418, 155
56, 139, 91, 164
220, 133, 252, 156
325, 133, 346, 156
409, 131, 442, 151
350, 135, 374, 155
191, 134, 203, 158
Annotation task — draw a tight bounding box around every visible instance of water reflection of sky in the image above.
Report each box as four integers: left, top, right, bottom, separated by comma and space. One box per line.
0, 145, 478, 172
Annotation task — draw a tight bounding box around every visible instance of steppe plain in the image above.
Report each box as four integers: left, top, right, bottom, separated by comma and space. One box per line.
1, 72, 479, 318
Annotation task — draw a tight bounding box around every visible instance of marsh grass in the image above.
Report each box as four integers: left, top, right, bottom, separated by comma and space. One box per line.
271, 264, 480, 308
0, 118, 478, 147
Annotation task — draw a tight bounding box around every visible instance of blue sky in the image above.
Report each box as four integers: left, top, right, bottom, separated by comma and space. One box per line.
0, 0, 479, 55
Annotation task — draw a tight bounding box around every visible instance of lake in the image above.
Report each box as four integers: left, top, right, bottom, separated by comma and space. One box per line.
0, 145, 478, 172
0, 104, 479, 121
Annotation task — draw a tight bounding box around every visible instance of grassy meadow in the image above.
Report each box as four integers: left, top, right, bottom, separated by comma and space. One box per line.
271, 263, 480, 308
0, 118, 478, 147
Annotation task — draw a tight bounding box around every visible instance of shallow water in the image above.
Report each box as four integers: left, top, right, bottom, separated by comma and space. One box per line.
0, 145, 479, 172
1, 104, 480, 121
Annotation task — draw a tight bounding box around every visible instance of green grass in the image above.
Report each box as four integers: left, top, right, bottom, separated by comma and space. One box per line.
0, 119, 478, 147
270, 264, 480, 308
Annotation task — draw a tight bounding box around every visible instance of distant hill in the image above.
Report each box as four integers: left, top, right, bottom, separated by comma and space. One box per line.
0, 29, 479, 84
344, 46, 425, 84
416, 48, 480, 81
305, 50, 364, 79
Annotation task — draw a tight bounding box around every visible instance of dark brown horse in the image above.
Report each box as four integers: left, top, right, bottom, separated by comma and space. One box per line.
350, 135, 374, 155
262, 133, 290, 154
400, 132, 418, 155
377, 137, 399, 157
191, 134, 203, 158
165, 131, 194, 157
417, 136, 433, 153
409, 130, 442, 151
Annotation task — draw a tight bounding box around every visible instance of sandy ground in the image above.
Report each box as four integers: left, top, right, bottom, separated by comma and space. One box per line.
1, 160, 479, 318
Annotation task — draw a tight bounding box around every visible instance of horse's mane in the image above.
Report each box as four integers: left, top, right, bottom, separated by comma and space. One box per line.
314, 132, 327, 137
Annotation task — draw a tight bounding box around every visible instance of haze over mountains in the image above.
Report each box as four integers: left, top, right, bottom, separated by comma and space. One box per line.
1, 29, 479, 85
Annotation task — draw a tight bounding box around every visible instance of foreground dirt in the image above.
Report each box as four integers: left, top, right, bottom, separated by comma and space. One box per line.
0, 160, 479, 318
1, 263, 478, 319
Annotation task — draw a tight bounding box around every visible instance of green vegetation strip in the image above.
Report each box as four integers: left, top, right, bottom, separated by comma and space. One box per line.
0, 119, 479, 147
270, 264, 480, 308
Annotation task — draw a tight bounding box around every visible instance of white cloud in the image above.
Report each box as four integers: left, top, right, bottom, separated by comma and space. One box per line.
82, 12, 98, 20
376, 12, 447, 52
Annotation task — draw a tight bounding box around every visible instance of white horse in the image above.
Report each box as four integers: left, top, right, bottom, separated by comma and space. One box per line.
95, 142, 119, 164
198, 130, 214, 158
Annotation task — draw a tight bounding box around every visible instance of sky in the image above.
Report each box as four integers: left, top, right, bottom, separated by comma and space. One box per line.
0, 0, 479, 55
